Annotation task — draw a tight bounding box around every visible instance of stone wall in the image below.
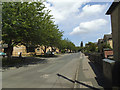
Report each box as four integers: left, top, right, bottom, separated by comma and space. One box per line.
85, 52, 120, 87
85, 52, 103, 69
103, 59, 120, 87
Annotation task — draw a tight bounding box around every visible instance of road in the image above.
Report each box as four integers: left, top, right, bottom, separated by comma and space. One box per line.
2, 53, 103, 89
2, 53, 80, 88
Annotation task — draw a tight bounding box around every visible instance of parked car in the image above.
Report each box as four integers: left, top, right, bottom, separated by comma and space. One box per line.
46, 51, 54, 55
0, 52, 6, 57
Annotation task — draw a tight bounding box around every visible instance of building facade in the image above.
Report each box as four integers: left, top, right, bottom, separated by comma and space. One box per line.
12, 45, 56, 56
106, 2, 120, 61
2, 44, 59, 56
103, 1, 120, 87
103, 34, 113, 49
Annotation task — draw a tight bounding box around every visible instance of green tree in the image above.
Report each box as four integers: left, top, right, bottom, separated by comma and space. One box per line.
2, 2, 63, 57
58, 39, 76, 53
40, 14, 63, 54
80, 41, 83, 47
2, 2, 62, 58
84, 42, 97, 53
58, 39, 67, 52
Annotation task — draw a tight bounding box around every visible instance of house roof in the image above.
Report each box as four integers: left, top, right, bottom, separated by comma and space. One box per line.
106, 1, 120, 15
97, 39, 103, 44
104, 34, 112, 40
98, 39, 103, 42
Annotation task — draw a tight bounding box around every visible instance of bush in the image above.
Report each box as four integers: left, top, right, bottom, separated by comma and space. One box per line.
61, 50, 65, 53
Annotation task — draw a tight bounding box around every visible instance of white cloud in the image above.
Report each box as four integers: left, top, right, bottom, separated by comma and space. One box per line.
44, 0, 108, 24
44, 0, 91, 23
70, 19, 108, 35
43, 0, 111, 46
79, 4, 108, 17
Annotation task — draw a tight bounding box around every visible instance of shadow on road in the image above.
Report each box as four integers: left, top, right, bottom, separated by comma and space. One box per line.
57, 73, 99, 90
2, 57, 47, 70
88, 62, 114, 90
35, 55, 59, 58
57, 73, 75, 83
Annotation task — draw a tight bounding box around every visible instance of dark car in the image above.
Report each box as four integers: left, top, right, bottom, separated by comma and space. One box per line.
46, 51, 54, 55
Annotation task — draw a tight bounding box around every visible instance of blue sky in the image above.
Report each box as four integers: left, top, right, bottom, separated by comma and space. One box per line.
43, 0, 113, 46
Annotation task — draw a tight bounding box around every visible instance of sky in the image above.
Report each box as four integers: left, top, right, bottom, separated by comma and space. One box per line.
43, 0, 113, 46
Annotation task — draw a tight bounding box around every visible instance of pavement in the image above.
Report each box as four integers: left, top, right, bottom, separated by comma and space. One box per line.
74, 53, 104, 90
2, 53, 104, 89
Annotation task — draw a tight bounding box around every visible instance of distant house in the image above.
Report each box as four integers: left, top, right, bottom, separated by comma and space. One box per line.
0, 40, 8, 52
106, 1, 120, 61
97, 34, 113, 53
103, 34, 113, 49
2, 44, 59, 56
97, 34, 113, 58
12, 45, 54, 56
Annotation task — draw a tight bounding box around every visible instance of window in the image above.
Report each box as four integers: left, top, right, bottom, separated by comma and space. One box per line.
37, 48, 40, 51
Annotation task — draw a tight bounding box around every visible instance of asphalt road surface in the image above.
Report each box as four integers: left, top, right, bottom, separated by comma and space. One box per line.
2, 53, 103, 89
2, 53, 81, 88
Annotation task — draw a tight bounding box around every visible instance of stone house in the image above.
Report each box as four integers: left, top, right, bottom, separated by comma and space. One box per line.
97, 34, 113, 55
106, 2, 120, 61
102, 1, 120, 87
103, 34, 113, 49
2, 44, 59, 56
12, 45, 59, 56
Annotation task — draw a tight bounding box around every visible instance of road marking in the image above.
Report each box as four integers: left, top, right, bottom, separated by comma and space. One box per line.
40, 74, 49, 78
79, 81, 93, 88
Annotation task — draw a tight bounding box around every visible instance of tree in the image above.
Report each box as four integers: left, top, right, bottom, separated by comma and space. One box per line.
38, 11, 63, 54
58, 39, 67, 52
2, 2, 55, 58
2, 2, 63, 58
58, 38, 76, 53
84, 42, 97, 53
80, 41, 83, 47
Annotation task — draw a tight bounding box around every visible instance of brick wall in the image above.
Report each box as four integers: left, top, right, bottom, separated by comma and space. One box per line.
104, 50, 113, 58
